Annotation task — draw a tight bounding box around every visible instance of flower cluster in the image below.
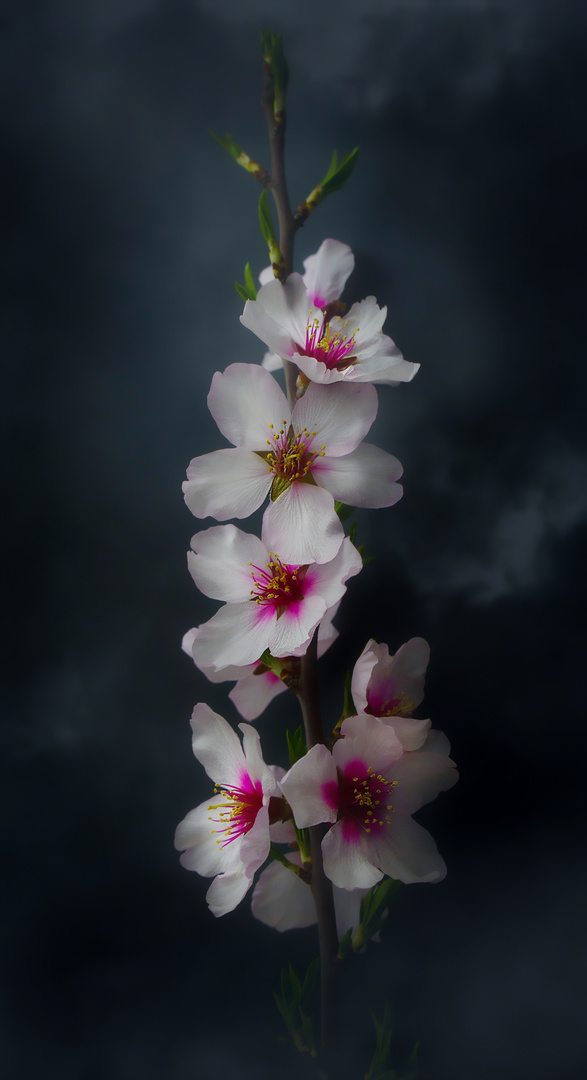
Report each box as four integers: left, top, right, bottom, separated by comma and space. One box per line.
175, 240, 457, 935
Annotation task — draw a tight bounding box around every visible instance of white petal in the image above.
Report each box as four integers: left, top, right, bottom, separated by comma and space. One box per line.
321, 822, 383, 890
350, 639, 380, 714
268, 593, 327, 658
207, 363, 290, 448
183, 627, 254, 683
316, 601, 340, 658
335, 296, 386, 347
206, 868, 254, 917
241, 274, 313, 358
174, 798, 228, 877
292, 381, 377, 457
302, 537, 363, 609
190, 602, 276, 670
239, 724, 275, 794
379, 716, 431, 752
262, 483, 344, 565
252, 857, 317, 931
302, 239, 354, 307
279, 744, 338, 828
238, 802, 272, 876
368, 816, 447, 884
189, 703, 246, 786
262, 351, 282, 372
183, 448, 271, 519
336, 713, 403, 775
390, 750, 458, 816
258, 265, 273, 286
188, 524, 268, 602
229, 670, 287, 720
313, 443, 403, 508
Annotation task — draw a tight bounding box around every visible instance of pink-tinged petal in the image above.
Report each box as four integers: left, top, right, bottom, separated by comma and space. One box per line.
174, 799, 229, 878
279, 744, 338, 828
423, 729, 452, 755
189, 703, 247, 787
339, 351, 420, 386
206, 868, 255, 917
302, 239, 354, 307
317, 601, 340, 657
336, 714, 404, 775
241, 274, 313, 357
292, 381, 377, 457
252, 857, 317, 931
292, 350, 354, 386
183, 447, 272, 520
191, 602, 276, 670
182, 627, 254, 683
229, 669, 287, 721
262, 351, 282, 372
207, 363, 290, 449
313, 443, 403, 508
351, 639, 380, 714
364, 637, 429, 716
238, 802, 271, 876
335, 296, 387, 348
379, 716, 431, 752
390, 751, 458, 816
321, 821, 384, 890
367, 815, 447, 884
268, 593, 327, 658
384, 637, 430, 706
239, 724, 276, 795
188, 524, 268, 602
262, 483, 344, 565
302, 537, 363, 609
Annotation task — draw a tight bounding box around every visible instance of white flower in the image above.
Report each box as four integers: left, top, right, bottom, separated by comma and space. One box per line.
279, 713, 457, 891
174, 704, 278, 917
187, 523, 362, 671
241, 256, 419, 386
251, 850, 370, 937
182, 603, 340, 721
183, 363, 403, 565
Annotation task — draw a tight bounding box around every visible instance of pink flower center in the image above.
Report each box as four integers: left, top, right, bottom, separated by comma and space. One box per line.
263, 422, 326, 495
302, 314, 357, 370
366, 688, 415, 718
249, 553, 307, 616
207, 774, 264, 848
337, 762, 397, 834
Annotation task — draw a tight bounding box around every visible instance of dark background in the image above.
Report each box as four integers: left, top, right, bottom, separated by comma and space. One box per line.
4, 2, 587, 1078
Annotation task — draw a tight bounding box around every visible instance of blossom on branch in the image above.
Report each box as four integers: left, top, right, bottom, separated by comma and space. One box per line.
187, 523, 362, 670
183, 363, 403, 565
174, 704, 279, 916
279, 713, 457, 890
251, 850, 371, 937
182, 603, 340, 721
241, 254, 419, 387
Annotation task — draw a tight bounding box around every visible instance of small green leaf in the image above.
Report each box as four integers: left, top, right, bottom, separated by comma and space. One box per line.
349, 519, 358, 546
259, 190, 276, 244
334, 501, 355, 522
244, 261, 257, 299
321, 146, 359, 196
337, 926, 353, 961
286, 725, 307, 767
235, 281, 249, 302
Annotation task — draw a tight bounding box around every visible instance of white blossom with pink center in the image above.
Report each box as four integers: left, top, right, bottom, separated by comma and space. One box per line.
241, 266, 419, 387
182, 363, 403, 565
279, 713, 458, 890
187, 523, 362, 671
174, 703, 282, 917
182, 603, 340, 721
251, 850, 371, 937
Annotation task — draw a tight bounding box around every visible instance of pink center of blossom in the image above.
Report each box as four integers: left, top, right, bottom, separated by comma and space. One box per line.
263, 422, 326, 495
207, 772, 264, 848
337, 760, 397, 834
302, 313, 357, 371
249, 554, 307, 617
366, 687, 415, 718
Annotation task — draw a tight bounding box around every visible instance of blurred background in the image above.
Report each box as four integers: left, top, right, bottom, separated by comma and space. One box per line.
3, 1, 587, 1077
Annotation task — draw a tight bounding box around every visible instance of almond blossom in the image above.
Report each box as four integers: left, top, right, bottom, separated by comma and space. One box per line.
279, 713, 457, 891
182, 362, 403, 565
174, 703, 279, 917
241, 261, 419, 387
182, 603, 340, 721
251, 850, 371, 937
187, 523, 362, 671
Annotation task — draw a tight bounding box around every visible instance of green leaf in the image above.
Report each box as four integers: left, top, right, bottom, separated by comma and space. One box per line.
244, 261, 257, 299
354, 878, 402, 952
364, 1001, 394, 1080
259, 190, 276, 244
235, 281, 249, 302
320, 146, 359, 196
348, 519, 358, 546
334, 501, 355, 522
337, 925, 353, 961
286, 725, 307, 767
209, 128, 243, 161
274, 959, 318, 1057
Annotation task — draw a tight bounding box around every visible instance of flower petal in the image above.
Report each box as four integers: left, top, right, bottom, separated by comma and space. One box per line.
279, 744, 339, 828
182, 627, 254, 683
183, 447, 271, 520
302, 239, 354, 307
390, 750, 458, 816
336, 713, 404, 775
207, 362, 290, 449
301, 537, 363, 610
252, 857, 317, 931
206, 868, 255, 917
268, 593, 327, 658
367, 815, 447, 884
174, 798, 228, 878
188, 524, 268, 602
229, 669, 287, 721
239, 724, 276, 795
189, 702, 247, 787
262, 483, 344, 565
240, 274, 313, 358
313, 443, 403, 508
190, 601, 276, 670
292, 381, 377, 457
321, 822, 383, 890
